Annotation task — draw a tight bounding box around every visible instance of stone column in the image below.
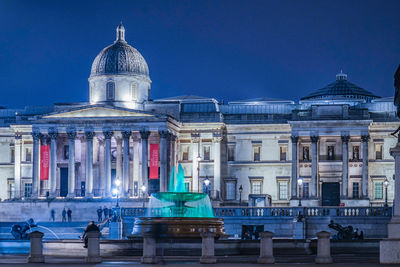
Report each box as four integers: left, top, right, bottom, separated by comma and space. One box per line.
315, 231, 332, 264
31, 131, 41, 198
380, 143, 400, 264
341, 135, 350, 198
132, 135, 140, 196
85, 130, 95, 197
291, 135, 299, 199
14, 134, 22, 198
28, 231, 44, 263
141, 233, 157, 264
361, 135, 370, 198
311, 135, 319, 198
122, 130, 131, 197
67, 129, 76, 198
98, 138, 105, 197
49, 129, 58, 197
213, 132, 222, 199
159, 130, 168, 192
103, 130, 113, 198
258, 231, 275, 264
85, 231, 102, 263
140, 129, 150, 192
192, 133, 200, 192
200, 231, 217, 264
116, 135, 123, 185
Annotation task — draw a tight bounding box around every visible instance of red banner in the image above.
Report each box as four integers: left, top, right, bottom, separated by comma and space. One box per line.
149, 144, 159, 179
40, 145, 50, 180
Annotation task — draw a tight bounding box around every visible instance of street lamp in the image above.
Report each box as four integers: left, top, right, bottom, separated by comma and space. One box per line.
383, 178, 389, 207
114, 179, 121, 207
239, 185, 243, 206
141, 184, 147, 198
297, 177, 303, 207
112, 188, 119, 207
204, 177, 210, 196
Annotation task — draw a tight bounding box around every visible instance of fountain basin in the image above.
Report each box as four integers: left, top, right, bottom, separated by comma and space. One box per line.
131, 217, 225, 238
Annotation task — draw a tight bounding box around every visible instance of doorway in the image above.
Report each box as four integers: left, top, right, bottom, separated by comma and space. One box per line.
321, 182, 340, 206
60, 168, 68, 197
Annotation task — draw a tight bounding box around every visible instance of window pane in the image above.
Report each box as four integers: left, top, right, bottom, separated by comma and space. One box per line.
280, 147, 287, 161
253, 146, 260, 161
279, 182, 288, 200
252, 181, 262, 194
374, 182, 383, 199
352, 182, 359, 199
303, 182, 309, 199
375, 144, 382, 160
328, 146, 335, 160
203, 146, 210, 160
226, 182, 235, 200
228, 146, 235, 161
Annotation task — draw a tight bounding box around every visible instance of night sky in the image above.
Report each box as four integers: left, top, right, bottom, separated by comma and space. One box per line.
0, 0, 399, 108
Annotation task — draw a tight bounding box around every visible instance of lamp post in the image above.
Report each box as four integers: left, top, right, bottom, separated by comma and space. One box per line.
141, 184, 147, 208
113, 179, 121, 208
197, 152, 202, 193
204, 177, 210, 196
297, 177, 303, 207
383, 178, 389, 207
239, 185, 243, 206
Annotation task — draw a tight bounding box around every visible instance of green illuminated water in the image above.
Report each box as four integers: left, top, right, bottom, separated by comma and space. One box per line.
147, 163, 214, 218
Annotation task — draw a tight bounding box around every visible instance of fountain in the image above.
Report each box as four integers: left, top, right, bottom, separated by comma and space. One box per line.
132, 164, 225, 238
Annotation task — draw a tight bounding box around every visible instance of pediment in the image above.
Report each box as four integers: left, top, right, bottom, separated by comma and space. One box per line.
43, 106, 154, 119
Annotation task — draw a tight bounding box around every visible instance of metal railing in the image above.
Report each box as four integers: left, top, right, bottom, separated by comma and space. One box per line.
119, 206, 392, 218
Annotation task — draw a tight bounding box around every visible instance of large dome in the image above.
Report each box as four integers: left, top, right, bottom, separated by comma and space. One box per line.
301, 71, 380, 101
90, 23, 149, 78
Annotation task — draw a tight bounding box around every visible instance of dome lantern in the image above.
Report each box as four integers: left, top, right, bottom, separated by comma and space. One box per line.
115, 22, 126, 42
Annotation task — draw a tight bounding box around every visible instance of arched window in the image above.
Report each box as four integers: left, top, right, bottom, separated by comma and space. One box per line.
106, 81, 115, 101
131, 83, 137, 101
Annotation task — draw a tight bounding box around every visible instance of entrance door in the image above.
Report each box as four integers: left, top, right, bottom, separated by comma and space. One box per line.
60, 168, 68, 197
322, 182, 340, 206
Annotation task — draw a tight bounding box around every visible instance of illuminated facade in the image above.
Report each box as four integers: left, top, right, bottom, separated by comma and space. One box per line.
0, 24, 397, 207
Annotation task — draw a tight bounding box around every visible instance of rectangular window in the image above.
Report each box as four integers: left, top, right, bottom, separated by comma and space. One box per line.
203, 146, 210, 160
374, 182, 383, 199
352, 182, 360, 199
327, 145, 335, 160
253, 146, 260, 162
302, 182, 310, 199
106, 82, 115, 101
280, 146, 287, 161
303, 146, 310, 161
228, 145, 235, 161
226, 182, 236, 200
182, 146, 189, 161
24, 183, 32, 198
10, 148, 15, 163
279, 181, 288, 200
63, 145, 69, 160
375, 144, 383, 160
251, 180, 262, 194
352, 146, 360, 160
131, 83, 137, 101
25, 148, 32, 162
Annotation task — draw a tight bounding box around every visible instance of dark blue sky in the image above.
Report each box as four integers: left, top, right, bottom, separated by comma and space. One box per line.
0, 0, 399, 108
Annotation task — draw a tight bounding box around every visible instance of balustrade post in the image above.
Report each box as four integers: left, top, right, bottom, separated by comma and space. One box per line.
86, 231, 102, 263
200, 231, 217, 264
315, 231, 332, 264
141, 233, 157, 264
28, 231, 44, 263
258, 231, 275, 264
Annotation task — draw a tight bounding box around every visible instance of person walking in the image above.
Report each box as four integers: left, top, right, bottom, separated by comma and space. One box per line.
50, 209, 55, 222
62, 208, 67, 222
97, 207, 103, 222
103, 206, 108, 219
67, 208, 72, 222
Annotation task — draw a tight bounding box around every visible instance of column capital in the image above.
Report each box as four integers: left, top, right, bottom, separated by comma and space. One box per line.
290, 135, 299, 143
14, 133, 22, 140
341, 135, 350, 143
158, 130, 169, 139
213, 131, 223, 143
32, 131, 42, 140
121, 130, 132, 139
66, 128, 76, 140
103, 130, 114, 139
168, 134, 177, 142
85, 130, 95, 140
361, 135, 370, 142
48, 128, 58, 140
140, 129, 150, 140
310, 135, 319, 143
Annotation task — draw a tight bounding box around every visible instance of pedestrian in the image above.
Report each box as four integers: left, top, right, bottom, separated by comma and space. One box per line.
50, 209, 55, 222
97, 207, 103, 222
62, 208, 67, 222
108, 207, 113, 218
103, 206, 108, 219
81, 221, 100, 248
67, 208, 72, 222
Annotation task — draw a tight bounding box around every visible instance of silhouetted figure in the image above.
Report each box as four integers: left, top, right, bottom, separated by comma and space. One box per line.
50, 209, 55, 222
97, 207, 103, 222
108, 207, 112, 218
81, 221, 100, 248
359, 231, 364, 240
103, 206, 108, 219
62, 208, 67, 222
67, 208, 72, 222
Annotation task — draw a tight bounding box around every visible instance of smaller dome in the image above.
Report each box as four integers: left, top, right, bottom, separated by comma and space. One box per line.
90, 23, 149, 78
301, 71, 380, 101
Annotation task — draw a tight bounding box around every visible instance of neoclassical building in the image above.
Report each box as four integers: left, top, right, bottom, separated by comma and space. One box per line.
0, 24, 397, 207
